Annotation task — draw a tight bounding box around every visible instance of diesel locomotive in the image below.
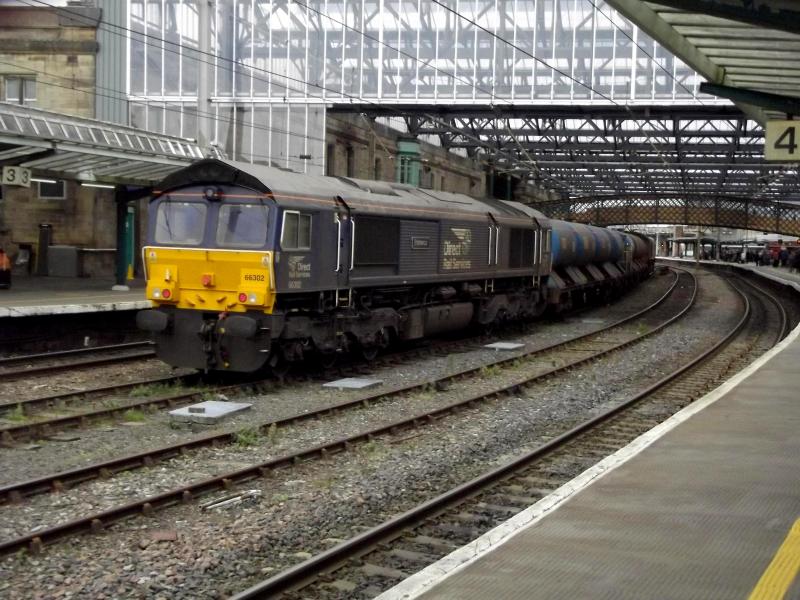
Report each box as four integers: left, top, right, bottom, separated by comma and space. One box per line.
137, 159, 653, 373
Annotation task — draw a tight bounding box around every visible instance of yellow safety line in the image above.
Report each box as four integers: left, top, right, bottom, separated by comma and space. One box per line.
748, 519, 800, 600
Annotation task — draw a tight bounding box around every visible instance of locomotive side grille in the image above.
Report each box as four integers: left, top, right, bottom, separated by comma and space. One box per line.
509, 228, 534, 268
353, 216, 400, 267
400, 220, 439, 275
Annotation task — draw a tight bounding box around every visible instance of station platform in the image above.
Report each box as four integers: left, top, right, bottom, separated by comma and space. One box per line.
0, 275, 149, 318
380, 262, 800, 600
662, 256, 800, 292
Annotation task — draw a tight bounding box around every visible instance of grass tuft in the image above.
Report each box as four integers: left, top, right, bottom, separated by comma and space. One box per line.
6, 405, 27, 422
234, 427, 261, 447
122, 409, 146, 422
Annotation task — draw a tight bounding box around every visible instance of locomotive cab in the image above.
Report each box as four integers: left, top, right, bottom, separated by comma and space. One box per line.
138, 184, 278, 372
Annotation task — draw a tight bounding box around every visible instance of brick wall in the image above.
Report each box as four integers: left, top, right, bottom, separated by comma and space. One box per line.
325, 114, 559, 204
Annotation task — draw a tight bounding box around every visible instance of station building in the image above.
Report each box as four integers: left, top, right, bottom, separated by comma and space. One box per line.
0, 2, 121, 277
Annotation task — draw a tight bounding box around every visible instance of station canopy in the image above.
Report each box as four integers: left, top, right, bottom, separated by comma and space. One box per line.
0, 101, 204, 187
606, 0, 800, 123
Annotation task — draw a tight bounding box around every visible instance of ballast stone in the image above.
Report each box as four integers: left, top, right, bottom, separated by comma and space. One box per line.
323, 377, 384, 390
484, 342, 526, 351
169, 400, 252, 423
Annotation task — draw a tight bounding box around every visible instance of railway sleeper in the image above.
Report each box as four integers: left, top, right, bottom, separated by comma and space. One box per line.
387, 548, 442, 565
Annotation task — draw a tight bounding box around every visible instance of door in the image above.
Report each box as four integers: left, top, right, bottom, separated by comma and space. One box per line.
124, 205, 135, 279
333, 196, 351, 291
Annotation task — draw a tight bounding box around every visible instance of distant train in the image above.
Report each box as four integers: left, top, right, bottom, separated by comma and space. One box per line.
137, 159, 654, 373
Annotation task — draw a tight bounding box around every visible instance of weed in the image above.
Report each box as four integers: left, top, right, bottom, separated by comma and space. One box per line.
122, 409, 146, 422
5, 405, 27, 422
635, 323, 649, 336
361, 440, 379, 455
272, 492, 289, 503
234, 427, 260, 447
312, 476, 335, 490
266, 422, 279, 444
480, 364, 501, 377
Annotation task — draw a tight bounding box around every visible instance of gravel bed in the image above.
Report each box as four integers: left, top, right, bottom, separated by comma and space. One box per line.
0, 359, 180, 405
0, 269, 752, 599
0, 273, 676, 486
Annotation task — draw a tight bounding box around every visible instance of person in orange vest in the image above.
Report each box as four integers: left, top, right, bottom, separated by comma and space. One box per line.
0, 247, 11, 289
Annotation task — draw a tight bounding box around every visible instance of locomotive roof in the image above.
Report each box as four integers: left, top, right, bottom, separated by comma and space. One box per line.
155, 158, 544, 224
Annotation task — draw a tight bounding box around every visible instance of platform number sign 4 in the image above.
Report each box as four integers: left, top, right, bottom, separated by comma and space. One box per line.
1, 165, 31, 187
765, 121, 800, 161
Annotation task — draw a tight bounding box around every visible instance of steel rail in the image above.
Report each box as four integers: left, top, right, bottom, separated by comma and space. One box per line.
0, 379, 253, 444
0, 341, 153, 367
230, 272, 754, 600
0, 349, 157, 382
0, 269, 681, 503
731, 272, 790, 345
0, 269, 696, 555
0, 373, 194, 413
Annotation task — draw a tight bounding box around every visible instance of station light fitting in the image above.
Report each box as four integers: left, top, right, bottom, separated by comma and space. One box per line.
30, 177, 57, 184
80, 182, 116, 189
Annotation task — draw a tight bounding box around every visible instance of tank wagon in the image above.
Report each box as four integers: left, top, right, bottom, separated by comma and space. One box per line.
137, 159, 653, 373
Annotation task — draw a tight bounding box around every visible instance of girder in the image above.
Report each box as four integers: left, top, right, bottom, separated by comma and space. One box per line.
333, 104, 798, 204
539, 195, 800, 237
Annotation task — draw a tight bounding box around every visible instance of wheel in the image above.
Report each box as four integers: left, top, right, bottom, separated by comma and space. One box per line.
359, 344, 379, 362
268, 347, 292, 378
316, 351, 338, 370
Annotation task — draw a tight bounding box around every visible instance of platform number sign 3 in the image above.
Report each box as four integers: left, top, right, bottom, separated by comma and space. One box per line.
1, 166, 31, 187
765, 121, 800, 161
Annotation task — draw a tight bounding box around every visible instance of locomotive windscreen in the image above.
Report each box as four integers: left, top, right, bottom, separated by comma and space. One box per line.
154, 200, 207, 245
217, 203, 270, 248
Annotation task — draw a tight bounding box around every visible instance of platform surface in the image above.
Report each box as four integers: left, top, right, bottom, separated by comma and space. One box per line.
0, 275, 148, 317
662, 257, 800, 291
384, 269, 800, 600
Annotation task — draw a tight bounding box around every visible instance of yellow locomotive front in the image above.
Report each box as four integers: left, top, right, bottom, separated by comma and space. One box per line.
137, 185, 279, 372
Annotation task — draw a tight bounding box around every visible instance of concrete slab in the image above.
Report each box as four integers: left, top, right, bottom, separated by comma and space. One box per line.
169, 400, 252, 423
484, 342, 525, 351
322, 377, 383, 390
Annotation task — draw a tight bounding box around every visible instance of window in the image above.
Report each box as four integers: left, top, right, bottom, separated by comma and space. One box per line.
326, 144, 335, 176
38, 180, 65, 200
281, 211, 311, 250
154, 200, 207, 245
509, 228, 534, 268
4, 76, 36, 105
346, 146, 355, 177
216, 203, 269, 248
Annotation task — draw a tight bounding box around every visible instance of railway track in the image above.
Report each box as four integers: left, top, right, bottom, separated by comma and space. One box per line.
0, 341, 156, 383
0, 269, 683, 503
0, 272, 675, 445
230, 271, 787, 600
0, 267, 699, 554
